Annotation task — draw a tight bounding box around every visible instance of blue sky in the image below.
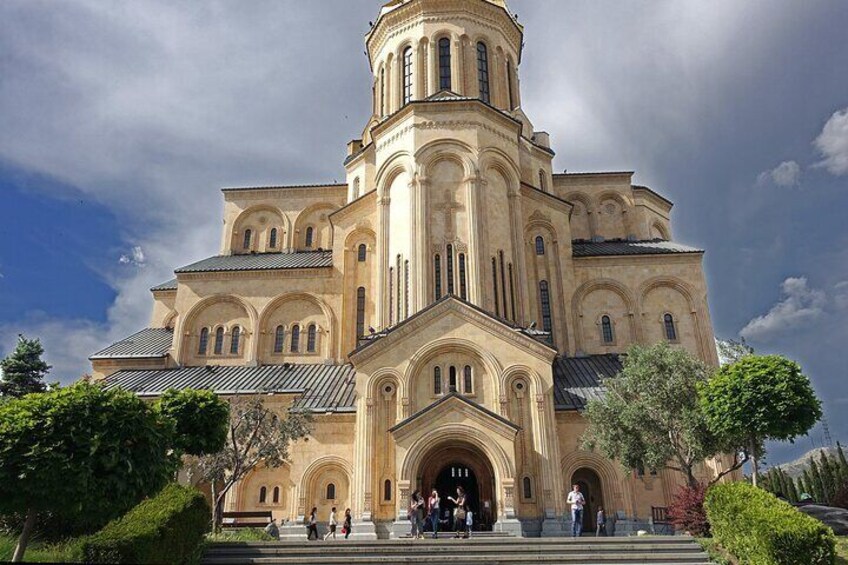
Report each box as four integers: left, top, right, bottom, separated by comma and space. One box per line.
1, 0, 846, 465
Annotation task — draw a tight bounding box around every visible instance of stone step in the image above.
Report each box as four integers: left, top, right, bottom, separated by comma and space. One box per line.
205, 544, 704, 555
203, 556, 711, 565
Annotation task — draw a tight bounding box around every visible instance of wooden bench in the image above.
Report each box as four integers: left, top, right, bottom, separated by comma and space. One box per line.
650, 506, 673, 535
221, 511, 273, 529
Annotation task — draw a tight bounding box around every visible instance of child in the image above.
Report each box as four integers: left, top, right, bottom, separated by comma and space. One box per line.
464, 509, 473, 538
596, 506, 606, 537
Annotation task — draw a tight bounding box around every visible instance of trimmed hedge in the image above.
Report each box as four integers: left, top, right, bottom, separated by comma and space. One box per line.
74, 483, 210, 564
705, 481, 835, 565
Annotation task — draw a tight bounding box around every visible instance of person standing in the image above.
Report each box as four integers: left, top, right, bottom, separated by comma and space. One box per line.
306, 507, 319, 541
596, 506, 606, 537
566, 484, 586, 538
343, 508, 352, 539
323, 507, 338, 540
448, 486, 467, 538
428, 488, 441, 539
409, 490, 425, 539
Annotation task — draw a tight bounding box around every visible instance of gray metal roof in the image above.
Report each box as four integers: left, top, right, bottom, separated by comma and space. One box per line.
221, 183, 346, 192
90, 328, 174, 360
571, 239, 702, 257
552, 354, 623, 411
175, 251, 333, 274
150, 278, 178, 292
102, 363, 357, 412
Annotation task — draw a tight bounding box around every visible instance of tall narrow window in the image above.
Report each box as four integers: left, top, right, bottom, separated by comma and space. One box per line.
269, 228, 278, 248
389, 267, 394, 325
243, 229, 252, 250
274, 325, 285, 353
438, 37, 451, 90
402, 46, 413, 105
434, 367, 442, 395
539, 281, 553, 336
358, 243, 367, 262
499, 250, 508, 320
259, 486, 267, 504
602, 315, 614, 344
353, 177, 360, 199
198, 327, 209, 355
507, 62, 515, 109
492, 257, 500, 316
307, 324, 317, 352
273, 486, 280, 504
305, 227, 314, 248
434, 254, 442, 300
290, 324, 300, 352
539, 170, 547, 192
446, 244, 455, 295
664, 313, 677, 341
356, 287, 366, 338
459, 253, 467, 300
463, 365, 472, 394
523, 477, 532, 500
380, 67, 386, 116
476, 42, 490, 104
535, 236, 545, 255
384, 479, 392, 501
327, 483, 336, 500
509, 263, 517, 321
404, 260, 409, 318
396, 255, 402, 321
230, 326, 240, 354
214, 327, 224, 355
449, 366, 457, 392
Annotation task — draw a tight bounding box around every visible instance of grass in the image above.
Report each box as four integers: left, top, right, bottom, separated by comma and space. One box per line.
206, 527, 274, 542
836, 536, 848, 565
0, 533, 79, 563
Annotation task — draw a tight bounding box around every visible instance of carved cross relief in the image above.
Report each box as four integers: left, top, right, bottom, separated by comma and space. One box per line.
432, 189, 464, 238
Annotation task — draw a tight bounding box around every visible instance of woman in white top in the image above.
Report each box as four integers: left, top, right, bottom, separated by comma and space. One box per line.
323, 507, 338, 540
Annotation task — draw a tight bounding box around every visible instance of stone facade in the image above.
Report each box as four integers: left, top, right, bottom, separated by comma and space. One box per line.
92, 0, 730, 538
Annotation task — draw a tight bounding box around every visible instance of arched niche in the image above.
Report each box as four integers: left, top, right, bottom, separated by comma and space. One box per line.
231, 205, 288, 253
293, 203, 338, 250
180, 295, 255, 366
258, 293, 333, 362
639, 278, 698, 356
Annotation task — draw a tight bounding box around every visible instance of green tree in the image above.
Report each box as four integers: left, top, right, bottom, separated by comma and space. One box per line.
0, 335, 50, 398
836, 443, 848, 486
188, 394, 311, 530
809, 456, 825, 503
700, 355, 822, 487
819, 451, 838, 504
582, 343, 744, 488
0, 383, 177, 561
800, 469, 814, 500
155, 388, 229, 456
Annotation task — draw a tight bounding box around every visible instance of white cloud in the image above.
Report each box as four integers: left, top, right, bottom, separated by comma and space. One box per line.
119, 246, 146, 267
740, 277, 827, 341
814, 107, 848, 175
757, 160, 801, 187
835, 281, 848, 310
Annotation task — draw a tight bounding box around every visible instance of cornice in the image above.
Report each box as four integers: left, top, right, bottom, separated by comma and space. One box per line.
175, 268, 338, 284
571, 253, 705, 267
222, 185, 347, 202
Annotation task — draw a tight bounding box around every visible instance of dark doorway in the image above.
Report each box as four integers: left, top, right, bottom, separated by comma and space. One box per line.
435, 463, 479, 530
571, 467, 604, 534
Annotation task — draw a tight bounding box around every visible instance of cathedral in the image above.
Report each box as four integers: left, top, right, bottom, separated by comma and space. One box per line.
92, 0, 727, 538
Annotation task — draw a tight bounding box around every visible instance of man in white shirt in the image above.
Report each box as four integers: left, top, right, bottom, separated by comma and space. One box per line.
566, 484, 586, 538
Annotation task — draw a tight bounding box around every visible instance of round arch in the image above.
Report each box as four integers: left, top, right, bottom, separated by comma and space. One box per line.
404, 337, 504, 402
180, 294, 258, 339
638, 276, 697, 313
499, 364, 546, 401
374, 152, 413, 198
478, 148, 521, 189
258, 292, 336, 356
571, 279, 636, 352
415, 140, 476, 180
561, 450, 632, 518
292, 202, 339, 248
299, 455, 353, 516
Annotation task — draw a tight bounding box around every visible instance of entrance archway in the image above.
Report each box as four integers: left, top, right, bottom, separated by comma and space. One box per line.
417, 442, 496, 531
571, 467, 604, 534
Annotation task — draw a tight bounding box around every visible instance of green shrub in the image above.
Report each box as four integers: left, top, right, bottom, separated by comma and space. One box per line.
705, 481, 836, 565
74, 483, 210, 564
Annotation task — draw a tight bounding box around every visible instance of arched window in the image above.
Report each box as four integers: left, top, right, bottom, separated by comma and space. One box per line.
198, 327, 209, 355
384, 479, 392, 501
492, 257, 500, 316
434, 254, 442, 300
274, 325, 285, 353
230, 326, 241, 355
290, 324, 300, 352
523, 476, 532, 500
356, 287, 366, 338
535, 236, 545, 255
259, 486, 267, 504
664, 313, 677, 341
446, 244, 455, 295
458, 254, 467, 300
507, 61, 515, 109
601, 315, 614, 344
214, 327, 225, 355
463, 365, 472, 394
326, 483, 336, 500
402, 46, 413, 105
449, 366, 457, 393
434, 366, 442, 395
539, 170, 547, 193
380, 67, 386, 116
539, 280, 553, 336
273, 486, 280, 504
243, 229, 252, 250
269, 228, 278, 248
306, 324, 317, 352
358, 243, 367, 262
476, 42, 490, 104
438, 37, 451, 90
304, 227, 314, 248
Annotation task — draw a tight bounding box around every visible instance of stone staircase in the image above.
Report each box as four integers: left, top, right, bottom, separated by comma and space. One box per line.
202, 536, 712, 564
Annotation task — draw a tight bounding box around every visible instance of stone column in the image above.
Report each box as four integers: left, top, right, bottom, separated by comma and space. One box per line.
551, 240, 571, 353
415, 40, 425, 101
428, 39, 438, 95
507, 188, 528, 323
376, 196, 391, 327
451, 35, 463, 95
534, 393, 567, 536
464, 172, 486, 306
411, 174, 430, 312
348, 395, 378, 538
